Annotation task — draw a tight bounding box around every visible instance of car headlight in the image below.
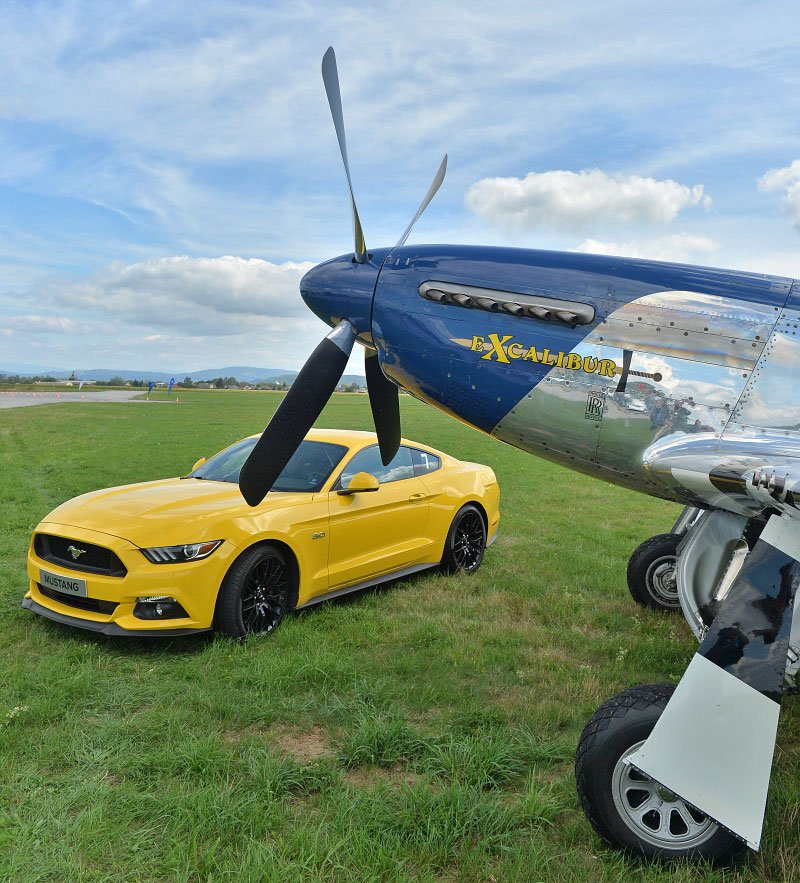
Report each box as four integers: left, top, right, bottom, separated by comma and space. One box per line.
140, 540, 223, 564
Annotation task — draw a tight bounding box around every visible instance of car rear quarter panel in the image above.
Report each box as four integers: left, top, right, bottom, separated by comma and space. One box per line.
423, 460, 500, 556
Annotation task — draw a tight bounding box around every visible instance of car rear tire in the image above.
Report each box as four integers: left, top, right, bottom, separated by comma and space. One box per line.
575, 683, 747, 866
440, 504, 486, 574
215, 543, 290, 638
627, 534, 682, 612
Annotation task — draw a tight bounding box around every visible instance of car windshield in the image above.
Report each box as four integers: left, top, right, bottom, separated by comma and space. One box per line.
191, 439, 348, 493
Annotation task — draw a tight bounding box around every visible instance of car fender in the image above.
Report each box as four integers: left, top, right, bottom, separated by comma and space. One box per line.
225, 504, 330, 601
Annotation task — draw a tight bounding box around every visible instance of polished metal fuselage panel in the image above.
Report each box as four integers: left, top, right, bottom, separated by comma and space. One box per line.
725, 308, 800, 438
491, 289, 782, 496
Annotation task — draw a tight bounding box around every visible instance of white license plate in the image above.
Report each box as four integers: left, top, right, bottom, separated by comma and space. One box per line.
40, 568, 87, 598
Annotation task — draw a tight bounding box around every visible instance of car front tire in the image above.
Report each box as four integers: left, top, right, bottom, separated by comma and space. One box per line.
215, 543, 290, 638
440, 504, 486, 574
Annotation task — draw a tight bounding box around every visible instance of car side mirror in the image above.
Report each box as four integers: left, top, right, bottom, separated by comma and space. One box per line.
192, 457, 207, 472
337, 471, 380, 495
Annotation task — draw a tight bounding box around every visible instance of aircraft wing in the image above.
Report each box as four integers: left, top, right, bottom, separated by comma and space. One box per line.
642, 434, 800, 518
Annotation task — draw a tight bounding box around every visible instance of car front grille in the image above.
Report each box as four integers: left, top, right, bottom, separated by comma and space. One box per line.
38, 585, 118, 615
34, 534, 127, 577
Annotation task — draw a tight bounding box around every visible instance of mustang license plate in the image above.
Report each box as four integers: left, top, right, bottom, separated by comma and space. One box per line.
40, 568, 87, 598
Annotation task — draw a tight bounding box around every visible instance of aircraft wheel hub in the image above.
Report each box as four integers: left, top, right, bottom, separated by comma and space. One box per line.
612, 740, 719, 849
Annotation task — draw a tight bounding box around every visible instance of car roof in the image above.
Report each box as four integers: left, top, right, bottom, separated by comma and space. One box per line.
243, 428, 447, 457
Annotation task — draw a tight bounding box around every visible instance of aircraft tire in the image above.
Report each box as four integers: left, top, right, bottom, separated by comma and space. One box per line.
575, 683, 748, 866
627, 534, 682, 612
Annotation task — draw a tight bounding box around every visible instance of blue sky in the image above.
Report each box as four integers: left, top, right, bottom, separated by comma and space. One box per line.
2, 0, 800, 375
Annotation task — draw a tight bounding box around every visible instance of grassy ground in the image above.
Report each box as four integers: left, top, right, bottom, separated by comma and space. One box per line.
1, 389, 798, 882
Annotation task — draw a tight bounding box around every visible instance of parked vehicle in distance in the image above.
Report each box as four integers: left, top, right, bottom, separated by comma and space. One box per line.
23, 429, 499, 638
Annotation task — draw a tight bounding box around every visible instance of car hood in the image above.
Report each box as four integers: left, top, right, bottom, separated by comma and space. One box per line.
40, 478, 314, 546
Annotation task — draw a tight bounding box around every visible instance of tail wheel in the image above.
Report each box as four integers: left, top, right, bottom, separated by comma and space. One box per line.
575, 684, 747, 866
627, 534, 682, 612
215, 543, 290, 638
440, 504, 486, 574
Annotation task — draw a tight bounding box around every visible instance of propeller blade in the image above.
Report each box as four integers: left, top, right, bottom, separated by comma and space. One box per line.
322, 46, 367, 263
365, 351, 401, 465
239, 320, 356, 506
395, 154, 448, 249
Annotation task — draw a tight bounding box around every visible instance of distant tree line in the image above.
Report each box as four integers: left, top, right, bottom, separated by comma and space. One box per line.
0, 373, 60, 384
106, 377, 146, 387
178, 377, 290, 390
0, 373, 311, 391
0, 373, 150, 387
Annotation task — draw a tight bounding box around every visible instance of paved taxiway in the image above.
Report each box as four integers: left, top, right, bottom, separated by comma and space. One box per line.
0, 390, 146, 409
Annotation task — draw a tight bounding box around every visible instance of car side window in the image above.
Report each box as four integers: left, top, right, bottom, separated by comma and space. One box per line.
337, 445, 415, 488
411, 448, 441, 476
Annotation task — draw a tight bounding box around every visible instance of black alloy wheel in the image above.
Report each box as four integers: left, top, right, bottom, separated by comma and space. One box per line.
441, 505, 486, 574
216, 543, 290, 638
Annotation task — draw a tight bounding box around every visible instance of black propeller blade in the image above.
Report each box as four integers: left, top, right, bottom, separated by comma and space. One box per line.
365, 350, 401, 465
239, 320, 356, 506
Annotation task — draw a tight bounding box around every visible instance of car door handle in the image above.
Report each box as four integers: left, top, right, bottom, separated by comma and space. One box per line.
409, 493, 427, 501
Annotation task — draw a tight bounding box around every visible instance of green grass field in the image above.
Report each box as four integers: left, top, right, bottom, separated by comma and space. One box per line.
1, 390, 798, 882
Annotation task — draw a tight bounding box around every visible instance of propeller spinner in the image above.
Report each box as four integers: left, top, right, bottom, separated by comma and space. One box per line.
238, 47, 446, 507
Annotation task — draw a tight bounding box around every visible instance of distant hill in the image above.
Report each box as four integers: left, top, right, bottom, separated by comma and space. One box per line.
0, 363, 366, 386
186, 366, 292, 383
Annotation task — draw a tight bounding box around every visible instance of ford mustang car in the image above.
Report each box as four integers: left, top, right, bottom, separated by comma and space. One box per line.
23, 429, 500, 638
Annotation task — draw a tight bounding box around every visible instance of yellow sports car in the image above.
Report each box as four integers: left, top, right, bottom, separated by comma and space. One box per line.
23, 429, 499, 638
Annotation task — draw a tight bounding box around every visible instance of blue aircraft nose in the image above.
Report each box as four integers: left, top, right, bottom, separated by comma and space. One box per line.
300, 248, 390, 337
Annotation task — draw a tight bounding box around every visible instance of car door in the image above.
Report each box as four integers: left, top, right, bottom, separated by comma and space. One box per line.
326, 445, 435, 589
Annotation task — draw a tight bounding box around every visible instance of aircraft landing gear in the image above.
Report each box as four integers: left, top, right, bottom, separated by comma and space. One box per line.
626, 534, 681, 611
575, 683, 747, 866
626, 507, 702, 612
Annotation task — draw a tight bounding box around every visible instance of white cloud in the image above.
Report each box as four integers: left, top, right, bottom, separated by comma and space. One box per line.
758, 159, 800, 192
724, 250, 800, 279
465, 169, 710, 232
758, 159, 800, 231
0, 252, 398, 373
45, 255, 314, 337
576, 233, 719, 264
0, 254, 359, 373
3, 315, 82, 334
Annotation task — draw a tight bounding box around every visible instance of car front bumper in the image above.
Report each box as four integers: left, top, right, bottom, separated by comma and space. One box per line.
20, 597, 211, 637
25, 521, 238, 636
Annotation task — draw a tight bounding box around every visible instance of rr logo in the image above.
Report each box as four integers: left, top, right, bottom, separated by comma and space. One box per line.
585, 392, 604, 421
